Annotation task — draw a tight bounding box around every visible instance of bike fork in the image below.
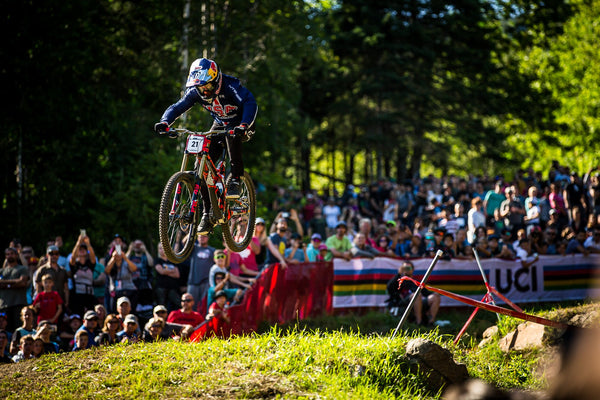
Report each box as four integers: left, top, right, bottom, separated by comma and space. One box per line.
170, 182, 184, 215
188, 182, 201, 221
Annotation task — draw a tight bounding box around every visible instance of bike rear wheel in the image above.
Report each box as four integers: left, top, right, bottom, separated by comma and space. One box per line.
221, 172, 256, 252
158, 171, 198, 263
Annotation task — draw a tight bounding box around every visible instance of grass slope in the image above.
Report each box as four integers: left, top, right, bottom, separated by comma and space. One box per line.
3, 302, 595, 399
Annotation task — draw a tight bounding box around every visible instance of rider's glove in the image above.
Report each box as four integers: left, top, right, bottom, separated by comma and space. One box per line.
232, 124, 249, 141
154, 122, 169, 134
234, 124, 248, 135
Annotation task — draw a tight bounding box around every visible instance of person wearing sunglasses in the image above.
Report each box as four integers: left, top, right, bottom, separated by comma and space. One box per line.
96, 313, 120, 346
166, 293, 204, 330
154, 58, 258, 234
33, 245, 69, 311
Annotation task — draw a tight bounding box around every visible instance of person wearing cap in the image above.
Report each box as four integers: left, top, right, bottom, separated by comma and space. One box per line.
73, 310, 99, 350
264, 218, 289, 269
316, 244, 332, 262
117, 314, 140, 343
149, 305, 191, 340
284, 233, 308, 263
58, 313, 82, 351
325, 221, 352, 261
206, 290, 231, 338
253, 217, 269, 267
142, 316, 165, 342
0, 248, 30, 332
115, 296, 135, 327
306, 233, 323, 262
33, 245, 69, 308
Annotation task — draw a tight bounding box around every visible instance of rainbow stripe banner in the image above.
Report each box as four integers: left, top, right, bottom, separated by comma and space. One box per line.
333, 255, 600, 308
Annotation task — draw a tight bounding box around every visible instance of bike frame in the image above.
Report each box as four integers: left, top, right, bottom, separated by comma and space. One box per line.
175, 130, 229, 225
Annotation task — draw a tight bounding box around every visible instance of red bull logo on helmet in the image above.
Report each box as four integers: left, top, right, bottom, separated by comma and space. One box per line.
186, 58, 219, 87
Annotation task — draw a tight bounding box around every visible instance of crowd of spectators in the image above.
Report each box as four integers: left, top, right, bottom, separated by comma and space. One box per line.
2, 161, 600, 362
269, 162, 600, 264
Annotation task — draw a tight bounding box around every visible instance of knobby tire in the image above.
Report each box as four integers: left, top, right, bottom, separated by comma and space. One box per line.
158, 171, 198, 263
221, 172, 256, 252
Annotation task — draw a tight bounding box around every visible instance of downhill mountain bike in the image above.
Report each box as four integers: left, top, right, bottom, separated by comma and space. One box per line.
158, 127, 256, 263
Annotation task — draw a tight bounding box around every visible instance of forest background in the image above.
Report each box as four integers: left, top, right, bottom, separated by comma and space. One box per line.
1, 0, 599, 253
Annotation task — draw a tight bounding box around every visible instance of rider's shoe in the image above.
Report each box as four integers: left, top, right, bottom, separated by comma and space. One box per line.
226, 177, 241, 199
197, 213, 213, 234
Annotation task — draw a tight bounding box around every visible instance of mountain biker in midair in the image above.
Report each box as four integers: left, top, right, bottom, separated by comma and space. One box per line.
154, 58, 258, 235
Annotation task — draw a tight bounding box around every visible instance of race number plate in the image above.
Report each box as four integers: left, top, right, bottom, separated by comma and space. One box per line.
185, 135, 205, 154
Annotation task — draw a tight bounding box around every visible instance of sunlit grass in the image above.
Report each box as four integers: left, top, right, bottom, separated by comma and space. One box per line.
3, 303, 591, 399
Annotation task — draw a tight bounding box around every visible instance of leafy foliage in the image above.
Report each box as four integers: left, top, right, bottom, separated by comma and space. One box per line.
0, 0, 591, 252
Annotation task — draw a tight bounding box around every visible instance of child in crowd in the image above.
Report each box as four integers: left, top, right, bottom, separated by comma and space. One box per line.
73, 329, 88, 351
32, 338, 45, 358
32, 274, 63, 325
12, 335, 34, 362
316, 244, 332, 261
207, 290, 230, 323
206, 290, 231, 338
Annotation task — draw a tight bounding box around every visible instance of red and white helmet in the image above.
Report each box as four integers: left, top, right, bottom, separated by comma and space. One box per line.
186, 58, 222, 100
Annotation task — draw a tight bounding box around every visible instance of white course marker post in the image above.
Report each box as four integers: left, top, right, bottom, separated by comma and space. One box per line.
391, 250, 444, 339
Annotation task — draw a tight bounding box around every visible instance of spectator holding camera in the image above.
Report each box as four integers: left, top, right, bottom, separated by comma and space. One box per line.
105, 245, 138, 312
284, 233, 308, 263
33, 320, 59, 354
69, 233, 99, 316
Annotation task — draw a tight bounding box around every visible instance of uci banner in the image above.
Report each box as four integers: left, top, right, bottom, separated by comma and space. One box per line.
333, 255, 600, 308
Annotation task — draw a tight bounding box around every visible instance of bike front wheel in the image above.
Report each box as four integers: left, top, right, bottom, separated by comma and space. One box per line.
158, 171, 198, 263
221, 172, 256, 252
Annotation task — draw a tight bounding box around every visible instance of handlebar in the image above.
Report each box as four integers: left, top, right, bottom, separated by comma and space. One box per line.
165, 127, 232, 139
